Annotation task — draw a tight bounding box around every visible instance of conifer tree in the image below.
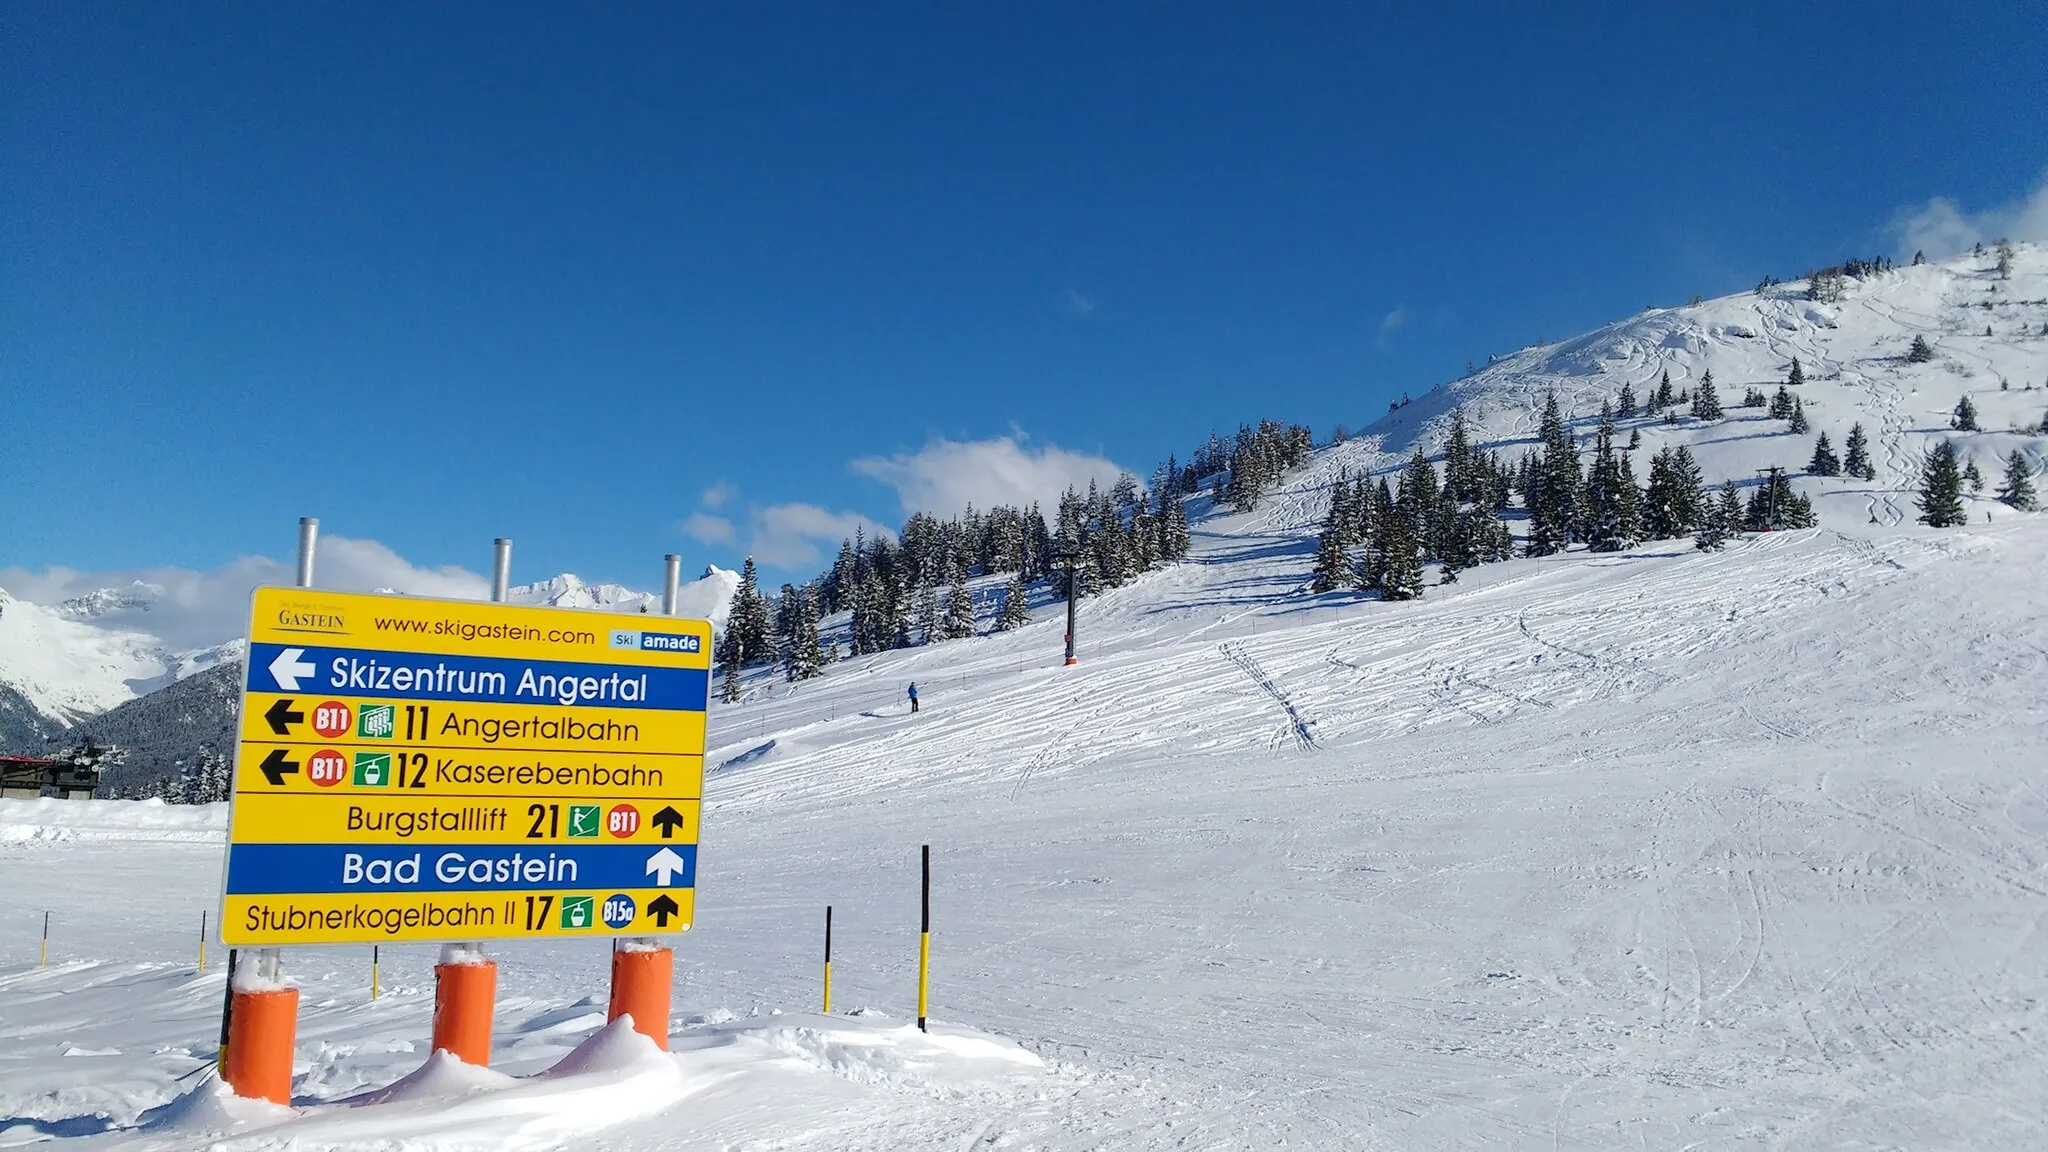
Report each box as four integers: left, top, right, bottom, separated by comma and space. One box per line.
1695, 482, 1740, 550
1808, 432, 1840, 476
1311, 494, 1352, 592
1584, 426, 1629, 553
998, 571, 1032, 630
1917, 441, 1967, 527
1787, 357, 1805, 387
1963, 458, 1984, 493
1651, 449, 1699, 538
1907, 334, 1935, 363
1379, 515, 1424, 601
1526, 392, 1579, 555
1617, 381, 1636, 418
944, 583, 976, 639
1156, 488, 1191, 560
1788, 398, 1810, 434
1691, 370, 1723, 419
1951, 395, 1979, 431
1655, 370, 1674, 410
1769, 385, 1794, 420
784, 588, 824, 681
1996, 450, 2038, 511
1843, 423, 1875, 480
915, 583, 942, 645
720, 658, 742, 703
1615, 451, 1642, 546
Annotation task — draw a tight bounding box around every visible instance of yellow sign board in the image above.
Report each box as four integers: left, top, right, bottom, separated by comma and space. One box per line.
221, 587, 711, 945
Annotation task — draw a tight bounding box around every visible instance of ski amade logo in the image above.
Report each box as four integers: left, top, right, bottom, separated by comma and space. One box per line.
609, 629, 702, 655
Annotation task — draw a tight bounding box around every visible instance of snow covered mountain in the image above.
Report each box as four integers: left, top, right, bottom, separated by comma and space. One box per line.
0, 567, 740, 753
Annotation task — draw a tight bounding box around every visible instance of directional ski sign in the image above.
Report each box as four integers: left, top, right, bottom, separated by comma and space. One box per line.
220, 587, 712, 946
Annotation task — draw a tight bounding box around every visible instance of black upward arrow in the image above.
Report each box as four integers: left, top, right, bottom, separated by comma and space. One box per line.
651, 806, 685, 839
647, 895, 679, 928
259, 749, 300, 787
264, 698, 304, 736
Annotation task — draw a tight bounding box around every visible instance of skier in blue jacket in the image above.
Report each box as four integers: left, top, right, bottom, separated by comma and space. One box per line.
907, 682, 920, 714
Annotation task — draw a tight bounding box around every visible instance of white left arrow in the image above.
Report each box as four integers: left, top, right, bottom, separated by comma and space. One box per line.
268, 647, 317, 692
645, 847, 687, 887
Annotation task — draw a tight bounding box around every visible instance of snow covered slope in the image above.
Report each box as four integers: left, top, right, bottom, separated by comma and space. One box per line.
1324, 244, 2048, 533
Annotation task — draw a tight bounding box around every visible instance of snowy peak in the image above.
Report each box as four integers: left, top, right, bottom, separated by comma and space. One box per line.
0, 588, 176, 727
57, 584, 160, 620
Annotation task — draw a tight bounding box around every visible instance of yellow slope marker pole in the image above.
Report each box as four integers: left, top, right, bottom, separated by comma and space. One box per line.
199, 911, 207, 972
40, 911, 49, 968
371, 945, 381, 1000
822, 905, 833, 1014
917, 845, 931, 1033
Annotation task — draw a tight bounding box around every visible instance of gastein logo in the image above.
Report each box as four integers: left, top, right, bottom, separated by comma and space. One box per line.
275, 601, 348, 633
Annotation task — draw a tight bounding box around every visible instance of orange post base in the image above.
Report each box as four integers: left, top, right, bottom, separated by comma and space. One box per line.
223, 987, 299, 1105
431, 960, 497, 1065
608, 946, 674, 1050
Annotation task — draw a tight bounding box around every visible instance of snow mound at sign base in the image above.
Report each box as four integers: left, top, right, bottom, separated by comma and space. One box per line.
42, 1003, 1049, 1151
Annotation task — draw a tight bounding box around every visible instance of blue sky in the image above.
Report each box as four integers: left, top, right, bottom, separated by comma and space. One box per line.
5, 2, 2047, 602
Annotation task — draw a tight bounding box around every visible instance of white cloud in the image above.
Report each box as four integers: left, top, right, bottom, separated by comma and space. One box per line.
681, 512, 735, 545
700, 481, 736, 509
1065, 288, 1098, 317
1377, 304, 1410, 349
1892, 169, 2048, 260
743, 503, 891, 569
0, 535, 489, 653
851, 435, 1131, 517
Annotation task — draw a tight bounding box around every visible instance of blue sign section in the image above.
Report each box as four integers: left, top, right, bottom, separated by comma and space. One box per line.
224, 842, 699, 894
601, 893, 638, 929
246, 643, 709, 711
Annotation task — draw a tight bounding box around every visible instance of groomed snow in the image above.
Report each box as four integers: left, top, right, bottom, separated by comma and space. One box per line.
2, 249, 2044, 1148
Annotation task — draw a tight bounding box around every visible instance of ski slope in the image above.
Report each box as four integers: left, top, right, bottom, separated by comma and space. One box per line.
3, 248, 2046, 1148
6, 484, 2047, 1147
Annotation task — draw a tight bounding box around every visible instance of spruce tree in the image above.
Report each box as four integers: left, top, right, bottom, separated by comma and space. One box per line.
1769, 385, 1794, 420
1311, 494, 1352, 592
1691, 370, 1723, 419
1917, 441, 1967, 527
1695, 482, 1735, 550
1615, 451, 1642, 548
1379, 515, 1424, 601
1843, 423, 1875, 480
1787, 357, 1805, 387
1996, 450, 2038, 511
1807, 432, 1840, 476
1655, 370, 1674, 410
1951, 395, 1979, 431
915, 583, 942, 645
1907, 334, 1935, 363
790, 588, 824, 680
998, 571, 1032, 630
1617, 381, 1636, 418
1788, 398, 1810, 434
1526, 392, 1579, 555
720, 659, 742, 704
1963, 459, 1984, 493
1585, 427, 1628, 553
1642, 448, 1682, 538
944, 583, 976, 639
1156, 489, 1191, 560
